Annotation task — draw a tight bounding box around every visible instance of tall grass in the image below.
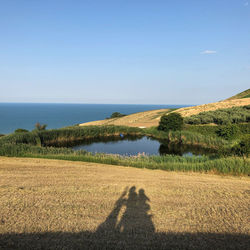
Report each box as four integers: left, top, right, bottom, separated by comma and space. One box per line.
144, 127, 229, 148
0, 126, 143, 146
0, 125, 229, 149
0, 143, 248, 175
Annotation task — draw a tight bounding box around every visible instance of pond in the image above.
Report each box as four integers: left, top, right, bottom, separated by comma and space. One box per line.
72, 136, 214, 156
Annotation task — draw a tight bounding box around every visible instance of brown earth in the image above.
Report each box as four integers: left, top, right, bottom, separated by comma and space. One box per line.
0, 157, 249, 249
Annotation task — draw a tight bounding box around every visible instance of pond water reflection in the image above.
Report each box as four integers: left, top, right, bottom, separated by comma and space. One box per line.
72, 136, 214, 156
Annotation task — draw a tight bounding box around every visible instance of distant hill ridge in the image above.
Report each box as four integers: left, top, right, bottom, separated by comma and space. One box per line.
226, 89, 250, 100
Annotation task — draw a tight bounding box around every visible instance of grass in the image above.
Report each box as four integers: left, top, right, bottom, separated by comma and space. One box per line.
0, 143, 249, 175
226, 88, 250, 100
0, 157, 249, 249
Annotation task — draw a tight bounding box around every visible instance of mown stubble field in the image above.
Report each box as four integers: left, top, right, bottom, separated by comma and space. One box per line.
0, 157, 249, 249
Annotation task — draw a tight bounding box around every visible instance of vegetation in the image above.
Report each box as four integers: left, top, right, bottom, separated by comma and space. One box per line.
185, 105, 250, 125
184, 123, 250, 136
35, 122, 47, 131
226, 88, 250, 100
232, 134, 250, 158
108, 112, 127, 119
15, 128, 29, 133
216, 124, 240, 140
0, 124, 249, 175
158, 113, 184, 132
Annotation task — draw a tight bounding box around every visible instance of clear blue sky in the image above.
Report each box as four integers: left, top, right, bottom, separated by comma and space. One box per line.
0, 0, 249, 104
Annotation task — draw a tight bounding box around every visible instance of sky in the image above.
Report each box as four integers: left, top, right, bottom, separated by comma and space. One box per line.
0, 0, 249, 105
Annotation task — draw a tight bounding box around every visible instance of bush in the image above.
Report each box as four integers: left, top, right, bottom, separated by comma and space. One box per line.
232, 134, 250, 158
0, 134, 5, 137
158, 113, 184, 132
108, 112, 126, 119
15, 128, 29, 133
216, 124, 240, 140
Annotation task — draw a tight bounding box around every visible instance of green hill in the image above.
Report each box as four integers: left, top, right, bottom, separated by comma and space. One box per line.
226, 89, 250, 100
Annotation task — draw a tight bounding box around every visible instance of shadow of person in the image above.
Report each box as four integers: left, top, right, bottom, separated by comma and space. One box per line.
95, 186, 128, 236
137, 189, 155, 234
116, 186, 139, 234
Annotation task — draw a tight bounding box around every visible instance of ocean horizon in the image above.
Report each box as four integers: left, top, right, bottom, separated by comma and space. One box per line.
0, 103, 190, 134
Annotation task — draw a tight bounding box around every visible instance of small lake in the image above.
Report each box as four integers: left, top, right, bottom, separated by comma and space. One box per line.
72, 136, 214, 157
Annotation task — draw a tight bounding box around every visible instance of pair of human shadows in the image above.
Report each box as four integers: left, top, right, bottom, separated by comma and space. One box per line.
1, 186, 250, 249
96, 186, 155, 237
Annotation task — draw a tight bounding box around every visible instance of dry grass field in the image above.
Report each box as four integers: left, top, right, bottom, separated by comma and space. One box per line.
80, 109, 170, 128
79, 98, 250, 128
0, 157, 249, 249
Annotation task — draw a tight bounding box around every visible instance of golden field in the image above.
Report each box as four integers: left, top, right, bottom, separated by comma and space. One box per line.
0, 157, 249, 249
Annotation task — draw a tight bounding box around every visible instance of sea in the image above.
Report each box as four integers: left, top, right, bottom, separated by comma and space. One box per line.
0, 103, 188, 134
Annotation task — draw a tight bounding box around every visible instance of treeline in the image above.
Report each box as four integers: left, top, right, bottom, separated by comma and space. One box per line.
185, 105, 250, 125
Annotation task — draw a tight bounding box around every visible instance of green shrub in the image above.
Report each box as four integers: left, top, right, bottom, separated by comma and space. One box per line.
15, 128, 29, 133
158, 113, 184, 132
232, 134, 250, 158
216, 124, 240, 140
185, 106, 250, 125
108, 112, 126, 119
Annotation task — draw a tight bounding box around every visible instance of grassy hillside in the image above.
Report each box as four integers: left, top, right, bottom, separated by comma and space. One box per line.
0, 157, 249, 249
226, 89, 250, 100
80, 108, 171, 128
79, 98, 250, 128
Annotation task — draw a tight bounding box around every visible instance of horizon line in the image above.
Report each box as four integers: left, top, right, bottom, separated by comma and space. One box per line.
0, 102, 193, 106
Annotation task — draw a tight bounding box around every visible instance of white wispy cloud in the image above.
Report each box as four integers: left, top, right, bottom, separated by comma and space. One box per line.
201, 50, 217, 54
244, 2, 249, 6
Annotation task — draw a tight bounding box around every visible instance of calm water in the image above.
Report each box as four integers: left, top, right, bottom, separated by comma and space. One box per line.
0, 103, 188, 134
72, 136, 213, 156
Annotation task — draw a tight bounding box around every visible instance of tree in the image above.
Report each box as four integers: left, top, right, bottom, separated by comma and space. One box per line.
216, 124, 240, 140
108, 112, 126, 119
232, 134, 250, 158
158, 113, 184, 132
15, 128, 29, 133
35, 122, 47, 131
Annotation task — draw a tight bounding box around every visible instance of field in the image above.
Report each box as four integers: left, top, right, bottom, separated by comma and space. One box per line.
0, 157, 249, 249
79, 98, 250, 128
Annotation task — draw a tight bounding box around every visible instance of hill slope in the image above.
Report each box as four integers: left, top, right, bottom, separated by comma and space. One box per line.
226, 89, 250, 100
80, 97, 250, 128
